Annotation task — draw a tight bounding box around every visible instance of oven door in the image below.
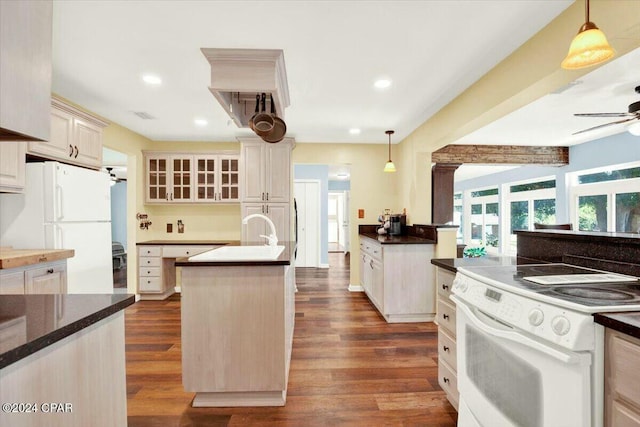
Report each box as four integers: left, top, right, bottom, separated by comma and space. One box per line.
452, 296, 593, 427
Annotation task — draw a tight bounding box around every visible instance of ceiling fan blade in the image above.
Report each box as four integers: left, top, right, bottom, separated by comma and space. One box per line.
574, 112, 634, 118
572, 117, 638, 135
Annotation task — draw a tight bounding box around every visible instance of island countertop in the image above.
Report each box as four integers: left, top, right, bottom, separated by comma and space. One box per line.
175, 241, 296, 267
0, 248, 75, 269
0, 294, 135, 369
136, 240, 236, 246
594, 312, 640, 340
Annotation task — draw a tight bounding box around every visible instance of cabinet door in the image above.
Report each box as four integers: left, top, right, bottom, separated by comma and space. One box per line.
0, 142, 26, 192
73, 117, 102, 168
146, 155, 169, 202
28, 106, 74, 161
218, 155, 240, 202
265, 143, 290, 203
371, 259, 384, 312
241, 204, 266, 242
25, 264, 66, 294
170, 155, 193, 202
0, 0, 52, 142
194, 155, 217, 202
240, 143, 265, 202
0, 270, 25, 294
266, 203, 289, 243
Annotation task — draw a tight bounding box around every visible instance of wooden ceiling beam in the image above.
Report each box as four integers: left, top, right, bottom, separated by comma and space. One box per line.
432, 145, 569, 166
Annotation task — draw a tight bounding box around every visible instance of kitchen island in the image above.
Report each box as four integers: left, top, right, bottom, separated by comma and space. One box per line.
0, 293, 134, 427
174, 242, 296, 407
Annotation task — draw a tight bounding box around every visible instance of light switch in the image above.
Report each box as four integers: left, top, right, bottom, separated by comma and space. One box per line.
358, 209, 364, 219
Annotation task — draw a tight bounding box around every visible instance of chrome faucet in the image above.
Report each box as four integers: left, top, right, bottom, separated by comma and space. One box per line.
242, 214, 278, 247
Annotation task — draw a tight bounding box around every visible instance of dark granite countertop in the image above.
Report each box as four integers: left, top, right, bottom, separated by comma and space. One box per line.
137, 240, 236, 246
594, 312, 640, 340
175, 241, 296, 267
360, 233, 436, 245
0, 294, 134, 369
515, 229, 640, 245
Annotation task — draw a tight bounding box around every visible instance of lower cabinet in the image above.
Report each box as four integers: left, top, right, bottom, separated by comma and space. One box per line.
605, 328, 640, 427
435, 266, 459, 410
137, 245, 215, 300
359, 236, 436, 323
0, 260, 67, 294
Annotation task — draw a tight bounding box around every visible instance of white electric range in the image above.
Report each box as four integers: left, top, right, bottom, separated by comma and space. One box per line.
451, 263, 640, 427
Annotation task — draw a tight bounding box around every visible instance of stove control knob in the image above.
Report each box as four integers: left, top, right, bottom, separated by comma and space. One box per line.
551, 316, 571, 336
528, 308, 544, 326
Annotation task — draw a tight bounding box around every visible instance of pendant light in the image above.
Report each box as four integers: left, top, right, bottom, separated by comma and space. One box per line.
383, 130, 396, 173
561, 0, 614, 70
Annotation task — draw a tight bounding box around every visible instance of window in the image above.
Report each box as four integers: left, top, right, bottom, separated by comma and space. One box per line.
570, 163, 640, 234
454, 192, 463, 242
468, 188, 499, 254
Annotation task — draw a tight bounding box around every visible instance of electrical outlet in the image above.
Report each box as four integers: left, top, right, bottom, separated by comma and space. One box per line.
167, 223, 173, 233
358, 209, 364, 219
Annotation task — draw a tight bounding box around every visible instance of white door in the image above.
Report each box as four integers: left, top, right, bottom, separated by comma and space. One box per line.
342, 191, 350, 253
294, 180, 320, 267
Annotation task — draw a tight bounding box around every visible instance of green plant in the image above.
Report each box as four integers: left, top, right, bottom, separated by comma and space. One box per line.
463, 246, 487, 258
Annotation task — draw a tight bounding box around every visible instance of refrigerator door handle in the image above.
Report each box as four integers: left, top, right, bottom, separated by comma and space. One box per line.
56, 185, 64, 221
57, 225, 64, 248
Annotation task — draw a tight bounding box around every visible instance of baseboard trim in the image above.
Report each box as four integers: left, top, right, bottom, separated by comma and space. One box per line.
319, 263, 329, 269
348, 284, 364, 292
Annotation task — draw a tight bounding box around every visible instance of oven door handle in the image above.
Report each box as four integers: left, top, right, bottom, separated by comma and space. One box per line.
452, 296, 590, 365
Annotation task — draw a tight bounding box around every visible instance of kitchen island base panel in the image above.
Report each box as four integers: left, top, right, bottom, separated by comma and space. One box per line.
382, 313, 435, 323
192, 390, 286, 407
181, 264, 295, 407
0, 313, 127, 427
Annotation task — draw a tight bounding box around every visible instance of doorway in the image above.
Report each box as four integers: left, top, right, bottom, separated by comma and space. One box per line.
294, 180, 321, 267
103, 147, 128, 291
328, 191, 350, 253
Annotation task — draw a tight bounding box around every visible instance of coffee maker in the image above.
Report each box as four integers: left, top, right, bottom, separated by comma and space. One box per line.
389, 214, 406, 236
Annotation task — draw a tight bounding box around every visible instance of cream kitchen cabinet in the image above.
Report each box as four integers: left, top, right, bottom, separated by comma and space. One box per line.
0, 142, 26, 193
435, 266, 459, 410
240, 138, 292, 203
605, 328, 640, 427
0, 260, 67, 294
144, 152, 240, 204
359, 236, 437, 323
241, 203, 290, 244
0, 0, 52, 142
194, 154, 240, 202
27, 99, 108, 170
137, 244, 217, 300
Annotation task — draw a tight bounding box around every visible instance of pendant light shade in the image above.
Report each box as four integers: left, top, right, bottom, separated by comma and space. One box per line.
561, 0, 614, 70
383, 130, 396, 173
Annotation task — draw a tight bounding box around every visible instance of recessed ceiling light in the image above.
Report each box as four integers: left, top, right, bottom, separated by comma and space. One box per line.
194, 118, 208, 127
374, 79, 392, 89
142, 74, 162, 85
336, 173, 350, 179
349, 128, 361, 135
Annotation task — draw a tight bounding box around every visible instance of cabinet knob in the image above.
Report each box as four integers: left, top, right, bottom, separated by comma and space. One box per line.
443, 377, 450, 384
443, 314, 450, 320
47, 268, 54, 274
443, 345, 449, 352
186, 251, 190, 254
73, 145, 79, 158
147, 271, 150, 274
69, 144, 74, 157
442, 284, 449, 290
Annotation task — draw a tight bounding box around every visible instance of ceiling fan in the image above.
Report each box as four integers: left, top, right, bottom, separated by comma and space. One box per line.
573, 85, 640, 135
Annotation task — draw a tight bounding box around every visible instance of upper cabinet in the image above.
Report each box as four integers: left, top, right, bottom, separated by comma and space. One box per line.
0, 142, 26, 193
240, 138, 292, 203
27, 99, 108, 170
0, 1, 52, 142
144, 152, 240, 204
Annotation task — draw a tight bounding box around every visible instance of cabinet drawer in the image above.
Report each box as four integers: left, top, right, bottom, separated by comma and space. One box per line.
139, 256, 161, 267
162, 245, 214, 258
138, 276, 162, 292
360, 238, 382, 260
0, 270, 25, 294
438, 328, 457, 371
139, 267, 160, 277
138, 246, 161, 257
607, 330, 640, 408
438, 358, 459, 407
437, 299, 457, 336
436, 269, 455, 299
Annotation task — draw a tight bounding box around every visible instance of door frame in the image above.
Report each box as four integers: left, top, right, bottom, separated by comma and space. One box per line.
294, 179, 322, 268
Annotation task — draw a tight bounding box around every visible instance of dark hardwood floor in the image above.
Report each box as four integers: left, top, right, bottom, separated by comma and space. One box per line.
124, 253, 457, 426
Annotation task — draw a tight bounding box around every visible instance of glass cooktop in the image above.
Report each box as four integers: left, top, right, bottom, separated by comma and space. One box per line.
458, 263, 640, 308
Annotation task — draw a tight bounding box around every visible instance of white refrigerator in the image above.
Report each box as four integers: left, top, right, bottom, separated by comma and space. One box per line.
0, 162, 113, 293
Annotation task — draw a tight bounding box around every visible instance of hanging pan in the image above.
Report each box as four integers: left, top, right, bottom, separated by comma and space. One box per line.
253, 93, 275, 137
248, 94, 260, 131
262, 94, 287, 143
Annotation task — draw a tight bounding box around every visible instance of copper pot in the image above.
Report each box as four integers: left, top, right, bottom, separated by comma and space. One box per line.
261, 94, 287, 143
253, 93, 275, 137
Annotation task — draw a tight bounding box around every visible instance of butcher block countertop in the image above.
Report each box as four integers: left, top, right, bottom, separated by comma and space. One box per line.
0, 248, 75, 269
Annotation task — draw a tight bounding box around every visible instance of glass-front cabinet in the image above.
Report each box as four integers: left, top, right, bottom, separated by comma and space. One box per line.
145, 152, 239, 204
